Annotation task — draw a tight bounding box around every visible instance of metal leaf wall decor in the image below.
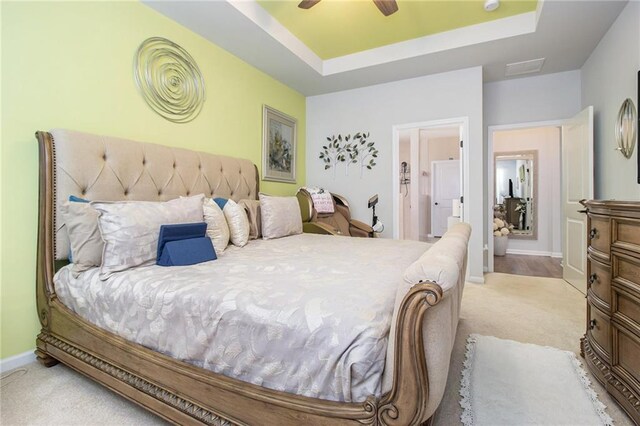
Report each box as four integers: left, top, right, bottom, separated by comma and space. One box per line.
134, 37, 206, 123
319, 132, 378, 178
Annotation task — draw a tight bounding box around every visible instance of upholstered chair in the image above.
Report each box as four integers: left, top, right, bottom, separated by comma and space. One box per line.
296, 189, 374, 237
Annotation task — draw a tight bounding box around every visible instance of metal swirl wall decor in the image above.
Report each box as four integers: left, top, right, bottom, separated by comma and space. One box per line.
134, 37, 206, 123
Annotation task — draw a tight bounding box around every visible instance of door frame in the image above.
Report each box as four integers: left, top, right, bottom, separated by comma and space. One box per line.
431, 159, 461, 238
392, 117, 469, 240
487, 119, 564, 273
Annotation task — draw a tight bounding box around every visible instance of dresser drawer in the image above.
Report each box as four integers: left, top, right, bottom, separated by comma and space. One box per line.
612, 216, 640, 256
588, 303, 611, 358
613, 286, 640, 336
587, 255, 611, 308
588, 214, 611, 260
613, 252, 640, 290
612, 324, 640, 390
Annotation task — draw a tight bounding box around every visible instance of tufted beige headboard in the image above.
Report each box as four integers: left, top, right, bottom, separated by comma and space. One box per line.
41, 129, 259, 261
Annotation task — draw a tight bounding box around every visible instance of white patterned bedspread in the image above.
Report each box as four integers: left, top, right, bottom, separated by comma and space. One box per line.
54, 233, 430, 402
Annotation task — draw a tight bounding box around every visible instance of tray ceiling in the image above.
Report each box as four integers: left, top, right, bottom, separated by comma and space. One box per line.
143, 0, 627, 95
257, 0, 537, 59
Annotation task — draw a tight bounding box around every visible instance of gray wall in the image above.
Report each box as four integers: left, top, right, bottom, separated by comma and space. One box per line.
484, 70, 582, 127
581, 0, 640, 200
306, 67, 485, 281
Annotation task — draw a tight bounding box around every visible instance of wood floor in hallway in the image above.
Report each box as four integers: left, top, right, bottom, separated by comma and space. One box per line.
494, 253, 563, 278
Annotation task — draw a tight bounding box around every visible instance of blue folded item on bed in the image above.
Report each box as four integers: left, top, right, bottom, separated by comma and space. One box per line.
156, 222, 216, 266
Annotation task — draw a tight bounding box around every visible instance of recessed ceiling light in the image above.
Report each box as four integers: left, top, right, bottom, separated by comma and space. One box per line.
484, 0, 500, 12
505, 58, 546, 77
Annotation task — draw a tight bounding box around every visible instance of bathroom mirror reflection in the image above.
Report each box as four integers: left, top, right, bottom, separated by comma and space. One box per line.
494, 150, 537, 239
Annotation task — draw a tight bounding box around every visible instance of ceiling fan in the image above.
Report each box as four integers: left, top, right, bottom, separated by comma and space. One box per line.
298, 0, 399, 17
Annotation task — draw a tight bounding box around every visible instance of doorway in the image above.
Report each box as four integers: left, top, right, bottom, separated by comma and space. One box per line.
487, 107, 593, 289
394, 121, 464, 242
488, 124, 562, 277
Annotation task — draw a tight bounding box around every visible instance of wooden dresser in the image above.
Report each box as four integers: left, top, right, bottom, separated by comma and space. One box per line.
582, 200, 640, 424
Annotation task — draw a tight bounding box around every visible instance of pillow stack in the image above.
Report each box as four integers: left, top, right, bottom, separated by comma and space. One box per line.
61, 191, 306, 277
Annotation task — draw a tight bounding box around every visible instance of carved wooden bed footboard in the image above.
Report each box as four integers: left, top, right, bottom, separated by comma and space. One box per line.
35, 130, 465, 426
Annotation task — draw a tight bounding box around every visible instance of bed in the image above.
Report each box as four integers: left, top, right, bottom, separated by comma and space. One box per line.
35, 129, 471, 425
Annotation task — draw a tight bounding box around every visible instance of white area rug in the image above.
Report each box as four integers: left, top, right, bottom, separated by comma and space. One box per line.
460, 334, 614, 426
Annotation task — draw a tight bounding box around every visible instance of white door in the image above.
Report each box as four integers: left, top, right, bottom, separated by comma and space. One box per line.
431, 160, 461, 237
562, 106, 594, 293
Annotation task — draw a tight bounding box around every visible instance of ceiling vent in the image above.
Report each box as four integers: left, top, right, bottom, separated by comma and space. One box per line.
505, 58, 545, 77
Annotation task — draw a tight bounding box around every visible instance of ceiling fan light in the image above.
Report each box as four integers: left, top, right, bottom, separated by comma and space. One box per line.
484, 0, 500, 12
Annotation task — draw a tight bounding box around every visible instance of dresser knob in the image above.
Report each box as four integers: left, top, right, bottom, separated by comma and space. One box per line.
588, 273, 598, 285
589, 319, 597, 330
589, 228, 598, 240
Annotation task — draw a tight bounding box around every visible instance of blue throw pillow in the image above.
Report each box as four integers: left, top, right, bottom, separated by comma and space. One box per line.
158, 237, 216, 266
156, 222, 216, 266
214, 197, 228, 210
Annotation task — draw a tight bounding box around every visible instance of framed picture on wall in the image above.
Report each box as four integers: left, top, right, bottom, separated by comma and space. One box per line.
262, 105, 297, 183
637, 70, 639, 184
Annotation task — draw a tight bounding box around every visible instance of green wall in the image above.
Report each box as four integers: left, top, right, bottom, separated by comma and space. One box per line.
0, 1, 306, 359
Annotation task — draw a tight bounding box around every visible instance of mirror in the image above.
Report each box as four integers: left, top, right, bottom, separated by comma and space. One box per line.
494, 150, 537, 239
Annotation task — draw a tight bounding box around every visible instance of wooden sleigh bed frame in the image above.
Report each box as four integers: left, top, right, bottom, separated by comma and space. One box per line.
34, 129, 468, 426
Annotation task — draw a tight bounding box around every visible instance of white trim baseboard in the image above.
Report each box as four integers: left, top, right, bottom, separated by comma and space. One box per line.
468, 275, 485, 284
0, 349, 36, 373
505, 249, 563, 258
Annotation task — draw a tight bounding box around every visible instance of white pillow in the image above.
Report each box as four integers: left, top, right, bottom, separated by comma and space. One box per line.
203, 198, 230, 254
259, 193, 303, 240
92, 194, 204, 279
61, 200, 103, 272
215, 198, 250, 247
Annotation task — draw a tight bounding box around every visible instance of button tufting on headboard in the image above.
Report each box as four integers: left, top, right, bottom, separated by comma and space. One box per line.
49, 128, 258, 261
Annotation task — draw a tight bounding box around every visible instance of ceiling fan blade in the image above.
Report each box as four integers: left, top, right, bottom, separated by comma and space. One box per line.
372, 0, 398, 16
298, 0, 321, 9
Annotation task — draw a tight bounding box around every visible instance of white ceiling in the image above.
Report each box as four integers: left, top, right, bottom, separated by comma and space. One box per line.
143, 0, 627, 96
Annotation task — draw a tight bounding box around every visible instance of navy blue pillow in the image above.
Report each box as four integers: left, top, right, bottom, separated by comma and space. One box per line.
158, 238, 216, 266
156, 222, 216, 266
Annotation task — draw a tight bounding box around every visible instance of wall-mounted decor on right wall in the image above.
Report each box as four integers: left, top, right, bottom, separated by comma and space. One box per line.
637, 70, 639, 184
615, 97, 636, 159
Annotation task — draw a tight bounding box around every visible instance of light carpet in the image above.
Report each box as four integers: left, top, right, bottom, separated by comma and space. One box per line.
460, 334, 613, 426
